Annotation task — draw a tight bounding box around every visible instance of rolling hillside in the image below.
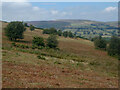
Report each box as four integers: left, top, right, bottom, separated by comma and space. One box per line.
2, 22, 118, 88
27, 19, 118, 39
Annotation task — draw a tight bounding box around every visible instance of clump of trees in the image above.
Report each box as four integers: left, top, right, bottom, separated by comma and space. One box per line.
43, 27, 75, 38
43, 28, 57, 34
94, 36, 107, 50
5, 21, 26, 41
93, 35, 120, 59
46, 35, 58, 48
107, 36, 120, 59
32, 36, 45, 47
32, 35, 58, 49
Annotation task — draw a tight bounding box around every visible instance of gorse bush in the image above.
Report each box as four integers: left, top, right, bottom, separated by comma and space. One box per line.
46, 35, 58, 48
5, 21, 26, 41
32, 36, 45, 47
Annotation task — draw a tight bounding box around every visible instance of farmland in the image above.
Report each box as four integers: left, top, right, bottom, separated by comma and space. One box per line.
27, 19, 118, 39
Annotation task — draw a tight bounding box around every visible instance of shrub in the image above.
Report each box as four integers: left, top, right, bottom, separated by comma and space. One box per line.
11, 42, 16, 46
63, 31, 69, 38
54, 61, 61, 64
107, 36, 120, 58
38, 46, 44, 50
24, 23, 28, 27
32, 36, 45, 47
57, 30, 62, 36
30, 24, 35, 31
5, 21, 26, 41
89, 61, 100, 66
68, 31, 74, 38
43, 28, 57, 34
31, 45, 37, 49
49, 27, 57, 34
37, 55, 46, 60
15, 44, 29, 49
46, 35, 58, 48
94, 36, 107, 50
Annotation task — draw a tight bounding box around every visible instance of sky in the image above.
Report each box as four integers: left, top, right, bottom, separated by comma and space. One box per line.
1, 0, 119, 22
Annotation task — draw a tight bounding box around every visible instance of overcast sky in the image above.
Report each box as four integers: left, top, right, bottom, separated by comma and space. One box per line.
1, 0, 118, 22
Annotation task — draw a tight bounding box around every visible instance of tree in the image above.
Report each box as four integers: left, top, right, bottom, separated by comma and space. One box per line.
43, 29, 50, 34
24, 23, 28, 27
5, 21, 26, 41
63, 31, 69, 38
32, 36, 45, 47
43, 28, 57, 34
94, 36, 107, 50
30, 24, 35, 31
49, 27, 57, 34
107, 36, 120, 58
57, 30, 62, 36
46, 35, 58, 48
68, 31, 74, 38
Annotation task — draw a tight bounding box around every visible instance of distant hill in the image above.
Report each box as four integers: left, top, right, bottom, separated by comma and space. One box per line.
26, 19, 118, 39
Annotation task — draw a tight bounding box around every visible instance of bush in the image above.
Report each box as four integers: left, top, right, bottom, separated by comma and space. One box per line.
24, 23, 28, 27
63, 31, 69, 38
30, 24, 35, 31
46, 35, 58, 48
68, 31, 74, 38
107, 36, 120, 58
43, 28, 57, 34
37, 55, 46, 60
5, 21, 26, 41
54, 61, 61, 64
11, 42, 16, 46
94, 36, 107, 50
38, 46, 44, 50
15, 44, 29, 49
57, 30, 62, 36
32, 36, 45, 47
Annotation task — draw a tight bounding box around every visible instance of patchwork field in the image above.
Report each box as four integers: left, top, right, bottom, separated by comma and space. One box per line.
2, 22, 118, 88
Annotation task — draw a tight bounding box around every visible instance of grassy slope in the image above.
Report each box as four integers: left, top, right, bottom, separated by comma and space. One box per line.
2, 22, 118, 88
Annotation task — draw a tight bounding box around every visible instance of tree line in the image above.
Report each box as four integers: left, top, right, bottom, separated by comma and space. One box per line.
43, 28, 75, 38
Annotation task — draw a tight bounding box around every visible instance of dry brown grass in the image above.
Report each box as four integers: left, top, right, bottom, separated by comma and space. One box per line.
2, 22, 118, 88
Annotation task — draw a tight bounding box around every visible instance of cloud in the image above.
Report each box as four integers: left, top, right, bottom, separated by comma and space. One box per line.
104, 7, 117, 12
32, 6, 40, 11
51, 10, 58, 15
2, 2, 118, 22
2, 0, 28, 2
2, 2, 49, 21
